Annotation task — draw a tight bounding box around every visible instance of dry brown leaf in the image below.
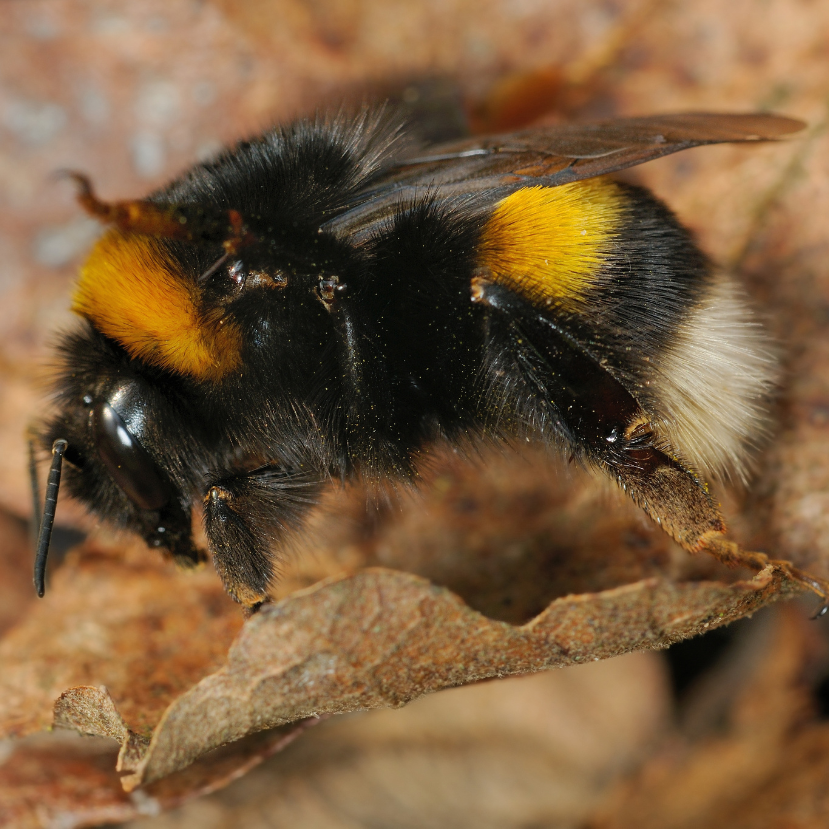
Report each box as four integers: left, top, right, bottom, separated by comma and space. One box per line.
119, 653, 670, 829
0, 539, 243, 740
131, 567, 801, 789
0, 724, 319, 829
34, 564, 800, 790
0, 734, 130, 829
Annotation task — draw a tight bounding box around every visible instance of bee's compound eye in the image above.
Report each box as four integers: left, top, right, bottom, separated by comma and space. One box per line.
92, 402, 170, 510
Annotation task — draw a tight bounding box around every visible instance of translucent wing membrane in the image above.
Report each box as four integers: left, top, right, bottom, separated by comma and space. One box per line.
325, 113, 805, 241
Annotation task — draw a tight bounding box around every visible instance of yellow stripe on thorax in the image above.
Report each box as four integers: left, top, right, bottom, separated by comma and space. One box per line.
478, 178, 623, 308
72, 230, 241, 381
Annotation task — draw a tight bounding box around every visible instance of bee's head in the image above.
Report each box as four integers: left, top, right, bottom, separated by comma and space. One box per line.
33, 324, 206, 596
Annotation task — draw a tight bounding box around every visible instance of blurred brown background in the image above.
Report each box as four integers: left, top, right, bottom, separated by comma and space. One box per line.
3, 0, 829, 827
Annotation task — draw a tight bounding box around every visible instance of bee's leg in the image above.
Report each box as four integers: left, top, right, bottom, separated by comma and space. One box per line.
473, 277, 829, 604
473, 278, 724, 543
697, 532, 829, 605
202, 466, 321, 607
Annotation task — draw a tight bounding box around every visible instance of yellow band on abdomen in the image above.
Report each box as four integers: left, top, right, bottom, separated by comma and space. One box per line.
478, 178, 623, 309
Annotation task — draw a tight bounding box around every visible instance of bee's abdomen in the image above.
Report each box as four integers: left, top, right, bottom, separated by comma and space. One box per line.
475, 179, 774, 481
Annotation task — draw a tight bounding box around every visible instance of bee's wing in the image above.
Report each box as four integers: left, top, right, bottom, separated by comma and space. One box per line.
325, 113, 804, 241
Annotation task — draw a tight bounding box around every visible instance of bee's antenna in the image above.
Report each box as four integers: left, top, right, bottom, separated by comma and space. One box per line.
33, 439, 68, 598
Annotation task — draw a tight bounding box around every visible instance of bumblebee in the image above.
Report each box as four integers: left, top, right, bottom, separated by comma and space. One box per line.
31, 109, 829, 610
